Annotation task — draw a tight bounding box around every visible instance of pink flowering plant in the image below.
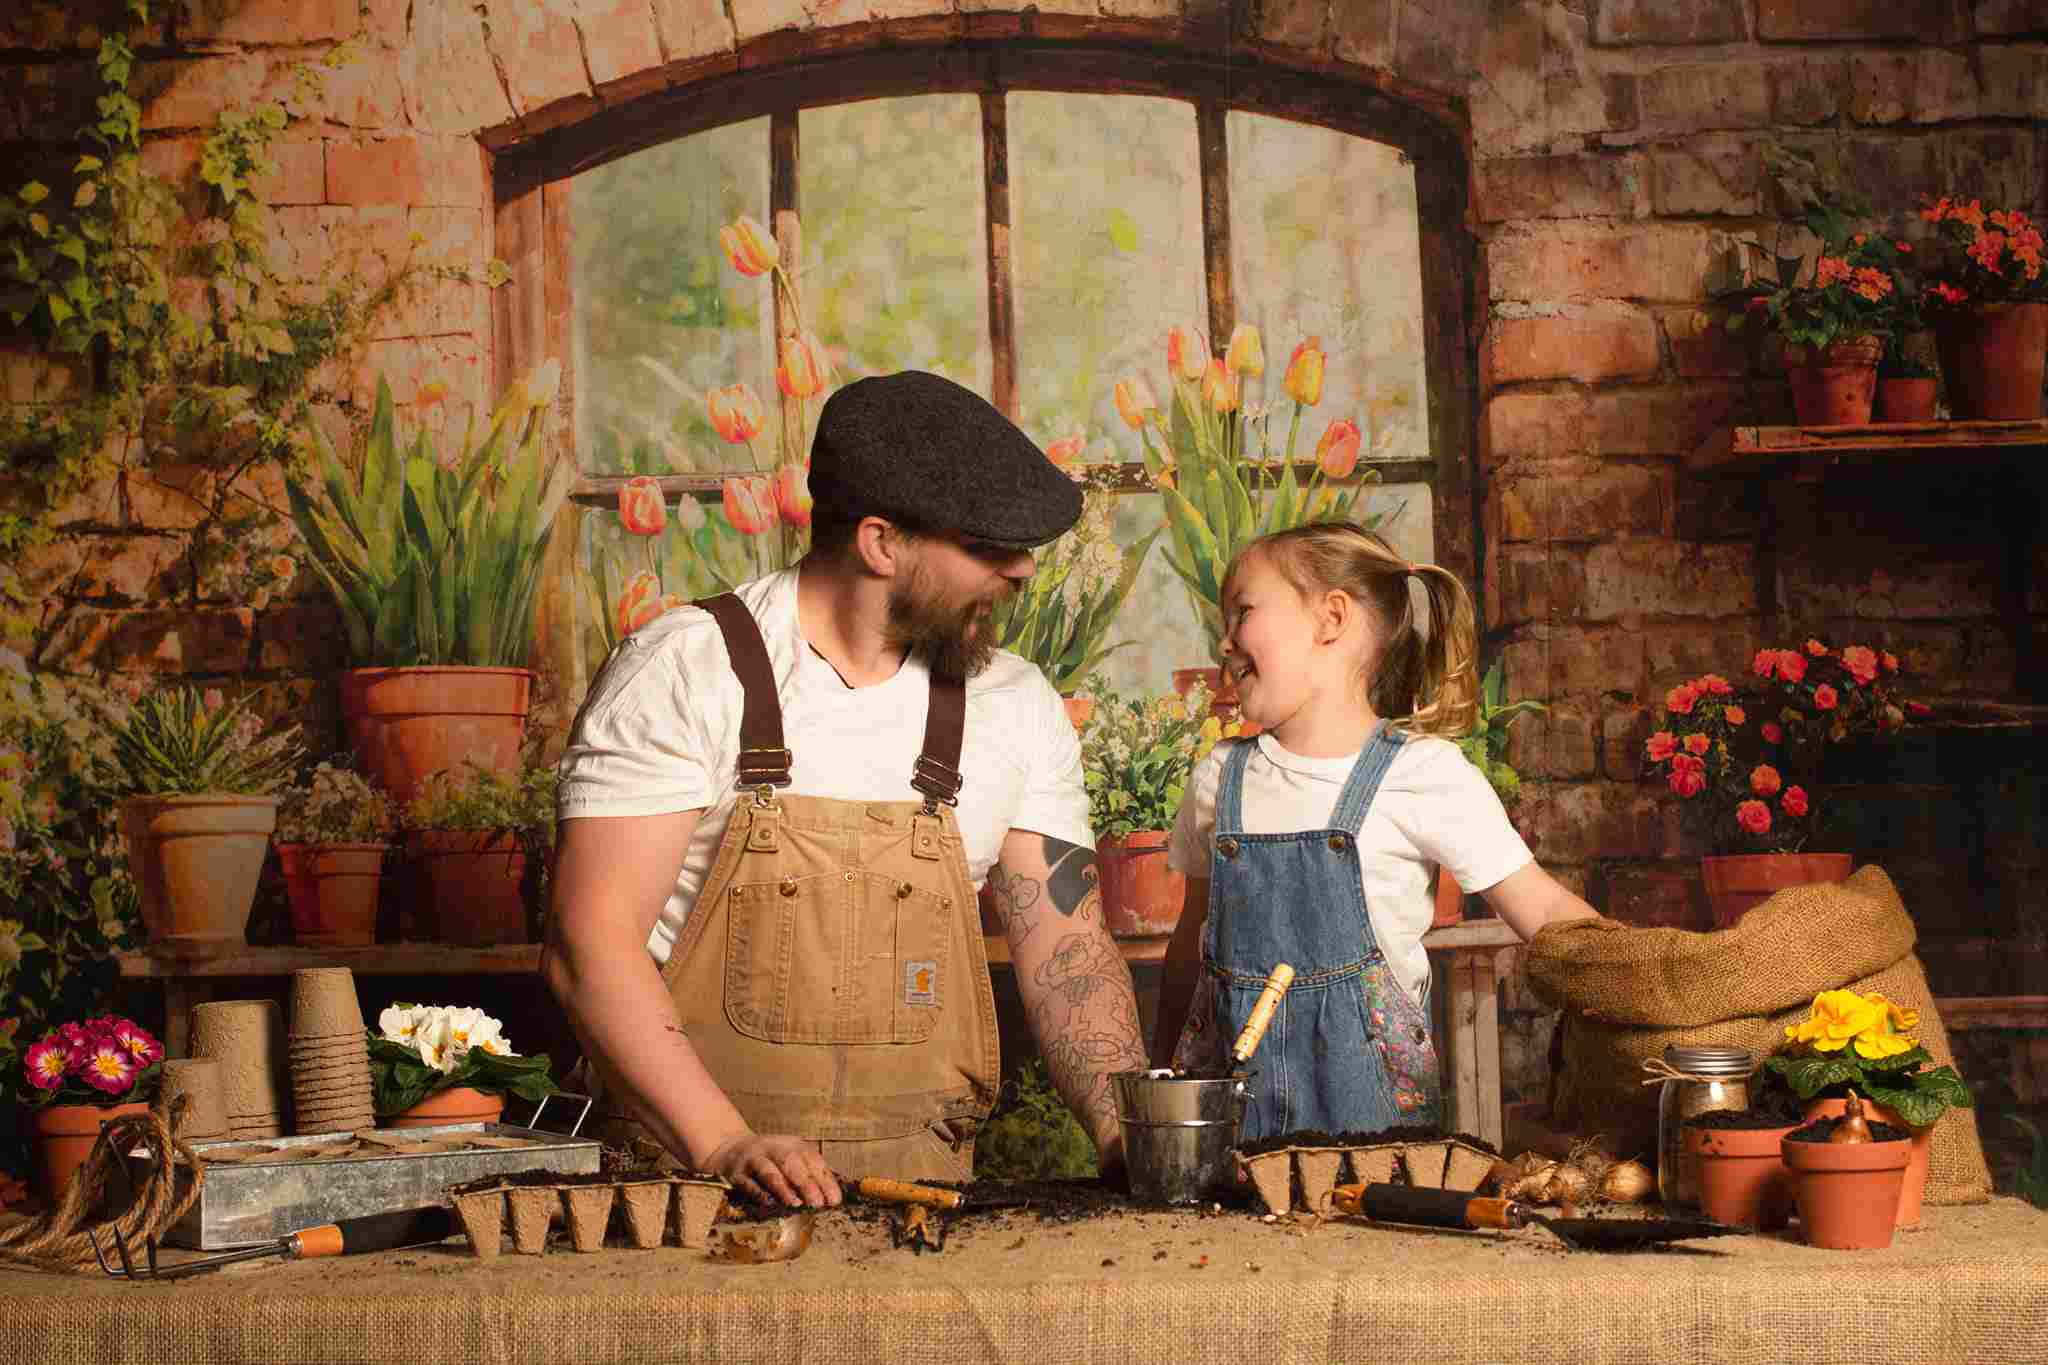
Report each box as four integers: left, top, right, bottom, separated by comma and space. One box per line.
20, 1014, 162, 1109
1918, 197, 2047, 308
1643, 639, 1922, 856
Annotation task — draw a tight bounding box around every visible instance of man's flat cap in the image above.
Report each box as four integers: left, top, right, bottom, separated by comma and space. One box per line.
809, 371, 1082, 550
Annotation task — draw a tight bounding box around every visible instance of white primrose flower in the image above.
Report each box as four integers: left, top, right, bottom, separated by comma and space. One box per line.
412, 1008, 457, 1072
377, 1004, 421, 1044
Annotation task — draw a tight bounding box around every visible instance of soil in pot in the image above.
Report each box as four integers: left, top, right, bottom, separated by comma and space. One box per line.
1683, 1111, 1801, 1230
1782, 1116, 1911, 1251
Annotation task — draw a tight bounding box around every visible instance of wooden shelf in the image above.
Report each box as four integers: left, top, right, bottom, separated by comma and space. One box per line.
1688, 417, 2048, 475
1914, 698, 2048, 730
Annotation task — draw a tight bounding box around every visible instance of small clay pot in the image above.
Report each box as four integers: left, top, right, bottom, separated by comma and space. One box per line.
1685, 1122, 1799, 1230
1782, 1131, 1910, 1250
29, 1102, 151, 1208
386, 1086, 505, 1130
1804, 1095, 1932, 1228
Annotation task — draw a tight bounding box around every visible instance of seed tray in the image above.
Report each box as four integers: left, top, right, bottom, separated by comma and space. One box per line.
128, 1099, 600, 1250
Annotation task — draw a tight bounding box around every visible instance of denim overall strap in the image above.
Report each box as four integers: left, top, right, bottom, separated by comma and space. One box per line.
1206, 726, 1443, 1140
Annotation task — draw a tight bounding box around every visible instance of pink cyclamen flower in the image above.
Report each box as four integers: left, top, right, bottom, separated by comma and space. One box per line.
24, 1039, 69, 1090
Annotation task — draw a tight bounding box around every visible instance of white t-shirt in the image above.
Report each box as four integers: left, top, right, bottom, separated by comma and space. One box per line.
557, 569, 1094, 964
1167, 731, 1532, 1007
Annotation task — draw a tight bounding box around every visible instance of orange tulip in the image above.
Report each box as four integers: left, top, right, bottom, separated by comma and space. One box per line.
1225, 323, 1265, 377
1113, 377, 1157, 430
617, 475, 668, 537
1284, 337, 1326, 406
1044, 436, 1086, 467
1202, 358, 1239, 413
723, 474, 779, 535
706, 383, 764, 444
776, 331, 827, 399
1167, 325, 1208, 383
772, 463, 813, 529
719, 215, 777, 277
614, 571, 665, 637
1315, 419, 1361, 478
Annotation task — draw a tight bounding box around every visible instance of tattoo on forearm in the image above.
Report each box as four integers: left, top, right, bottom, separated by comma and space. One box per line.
1029, 930, 1147, 1135
984, 864, 1041, 945
1040, 836, 1098, 916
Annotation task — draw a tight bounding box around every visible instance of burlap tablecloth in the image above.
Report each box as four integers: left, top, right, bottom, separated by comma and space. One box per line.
4, 1198, 2044, 1364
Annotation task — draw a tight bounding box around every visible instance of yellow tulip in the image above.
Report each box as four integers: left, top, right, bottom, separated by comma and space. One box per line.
1113, 377, 1157, 430
719, 215, 777, 276
1225, 323, 1265, 377
776, 331, 827, 399
1202, 358, 1239, 413
1284, 336, 1326, 406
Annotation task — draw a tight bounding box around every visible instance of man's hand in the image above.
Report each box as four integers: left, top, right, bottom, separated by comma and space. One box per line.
702, 1132, 843, 1207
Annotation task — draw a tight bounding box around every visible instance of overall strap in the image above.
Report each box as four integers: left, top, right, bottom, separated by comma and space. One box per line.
695, 593, 791, 792
1216, 736, 1256, 832
1327, 720, 1402, 832
912, 672, 966, 812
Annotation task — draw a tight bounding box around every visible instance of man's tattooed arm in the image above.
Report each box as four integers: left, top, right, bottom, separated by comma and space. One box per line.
993, 830, 1147, 1155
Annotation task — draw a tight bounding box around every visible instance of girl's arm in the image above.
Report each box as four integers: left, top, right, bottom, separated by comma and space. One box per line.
1477, 861, 1602, 943
1150, 877, 1210, 1069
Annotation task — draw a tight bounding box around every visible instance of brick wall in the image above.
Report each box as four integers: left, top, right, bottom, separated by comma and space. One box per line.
5, 0, 2046, 1108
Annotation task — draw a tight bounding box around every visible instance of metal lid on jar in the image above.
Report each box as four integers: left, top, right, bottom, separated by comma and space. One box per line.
1664, 1044, 1753, 1076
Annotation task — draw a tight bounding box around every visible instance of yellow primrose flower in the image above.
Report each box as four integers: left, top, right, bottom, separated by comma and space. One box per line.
1853, 1027, 1913, 1060
1865, 991, 1920, 1035
1785, 989, 1884, 1053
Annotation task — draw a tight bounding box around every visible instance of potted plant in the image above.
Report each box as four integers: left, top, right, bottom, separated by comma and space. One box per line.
96, 686, 302, 945
1642, 639, 1920, 928
287, 369, 571, 808
1780, 1090, 1916, 1250
1766, 987, 1973, 1228
1441, 660, 1546, 926
1114, 323, 1398, 678
368, 1002, 557, 1128
990, 478, 1160, 729
1680, 1076, 1807, 1231
1919, 196, 2048, 420
273, 763, 399, 948
19, 1015, 162, 1205
1078, 681, 1235, 938
1875, 345, 1941, 423
403, 761, 558, 947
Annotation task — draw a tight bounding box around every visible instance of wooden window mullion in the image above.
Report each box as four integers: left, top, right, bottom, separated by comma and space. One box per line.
982, 92, 1018, 421
1196, 100, 1233, 356
770, 109, 802, 467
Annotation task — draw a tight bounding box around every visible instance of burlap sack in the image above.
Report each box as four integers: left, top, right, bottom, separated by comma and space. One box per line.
1524, 864, 1991, 1206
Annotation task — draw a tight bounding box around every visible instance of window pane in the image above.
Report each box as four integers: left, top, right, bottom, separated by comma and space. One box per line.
799, 95, 990, 392
1227, 112, 1430, 481
570, 118, 771, 475
1009, 93, 1204, 452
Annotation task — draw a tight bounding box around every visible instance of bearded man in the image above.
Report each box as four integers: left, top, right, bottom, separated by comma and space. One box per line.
545, 371, 1147, 1203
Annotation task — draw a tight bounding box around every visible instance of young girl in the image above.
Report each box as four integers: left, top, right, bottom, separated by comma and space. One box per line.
1152, 523, 1598, 1140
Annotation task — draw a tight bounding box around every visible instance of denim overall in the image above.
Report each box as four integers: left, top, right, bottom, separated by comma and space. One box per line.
1206, 726, 1443, 1141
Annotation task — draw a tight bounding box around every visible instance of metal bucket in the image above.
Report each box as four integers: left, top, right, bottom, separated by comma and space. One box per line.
1111, 1068, 1251, 1206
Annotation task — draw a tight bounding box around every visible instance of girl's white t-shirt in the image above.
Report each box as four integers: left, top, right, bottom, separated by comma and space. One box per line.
1167, 731, 1532, 1007
556, 569, 1094, 965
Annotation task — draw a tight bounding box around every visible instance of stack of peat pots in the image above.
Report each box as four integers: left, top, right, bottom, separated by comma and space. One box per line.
189, 1001, 288, 1139
154, 1058, 229, 1144
288, 968, 375, 1134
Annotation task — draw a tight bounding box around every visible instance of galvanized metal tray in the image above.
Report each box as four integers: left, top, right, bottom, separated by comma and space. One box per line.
129, 1095, 602, 1250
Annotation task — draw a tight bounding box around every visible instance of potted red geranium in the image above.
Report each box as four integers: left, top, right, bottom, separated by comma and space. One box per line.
20, 1015, 163, 1204
1643, 639, 1921, 928
1919, 196, 2048, 419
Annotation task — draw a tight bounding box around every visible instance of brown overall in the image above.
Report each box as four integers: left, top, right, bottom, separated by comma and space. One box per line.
590, 593, 1001, 1181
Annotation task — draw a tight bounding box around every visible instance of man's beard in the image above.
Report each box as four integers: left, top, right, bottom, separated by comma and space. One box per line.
884, 563, 1005, 679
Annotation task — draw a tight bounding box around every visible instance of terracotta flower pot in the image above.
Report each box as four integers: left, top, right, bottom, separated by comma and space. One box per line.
1699, 852, 1853, 930
1781, 1129, 1910, 1250
1684, 1122, 1800, 1230
1803, 1094, 1932, 1228
29, 1101, 151, 1207
1431, 865, 1464, 929
277, 842, 389, 947
386, 1085, 505, 1130
1933, 301, 2048, 420
339, 666, 533, 808
1060, 694, 1094, 732
1782, 336, 1883, 426
1171, 666, 1261, 737
120, 794, 278, 944
408, 830, 530, 946
1875, 376, 1939, 422
1096, 830, 1185, 938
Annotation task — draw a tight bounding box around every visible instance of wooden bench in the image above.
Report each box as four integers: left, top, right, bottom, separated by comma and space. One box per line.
119, 919, 1526, 1147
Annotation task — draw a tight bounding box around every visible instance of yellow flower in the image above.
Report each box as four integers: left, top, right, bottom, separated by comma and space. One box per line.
1853, 1027, 1913, 1060
1225, 323, 1265, 377
1784, 989, 1884, 1053
1199, 716, 1221, 742
1866, 992, 1920, 1035
1165, 698, 1189, 721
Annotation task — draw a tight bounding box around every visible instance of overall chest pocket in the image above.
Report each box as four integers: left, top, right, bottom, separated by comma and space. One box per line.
723, 869, 950, 1046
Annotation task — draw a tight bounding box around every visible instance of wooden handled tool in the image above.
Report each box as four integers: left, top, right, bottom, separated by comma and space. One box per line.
1230, 963, 1294, 1066
1323, 1181, 1743, 1252
854, 1177, 966, 1211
